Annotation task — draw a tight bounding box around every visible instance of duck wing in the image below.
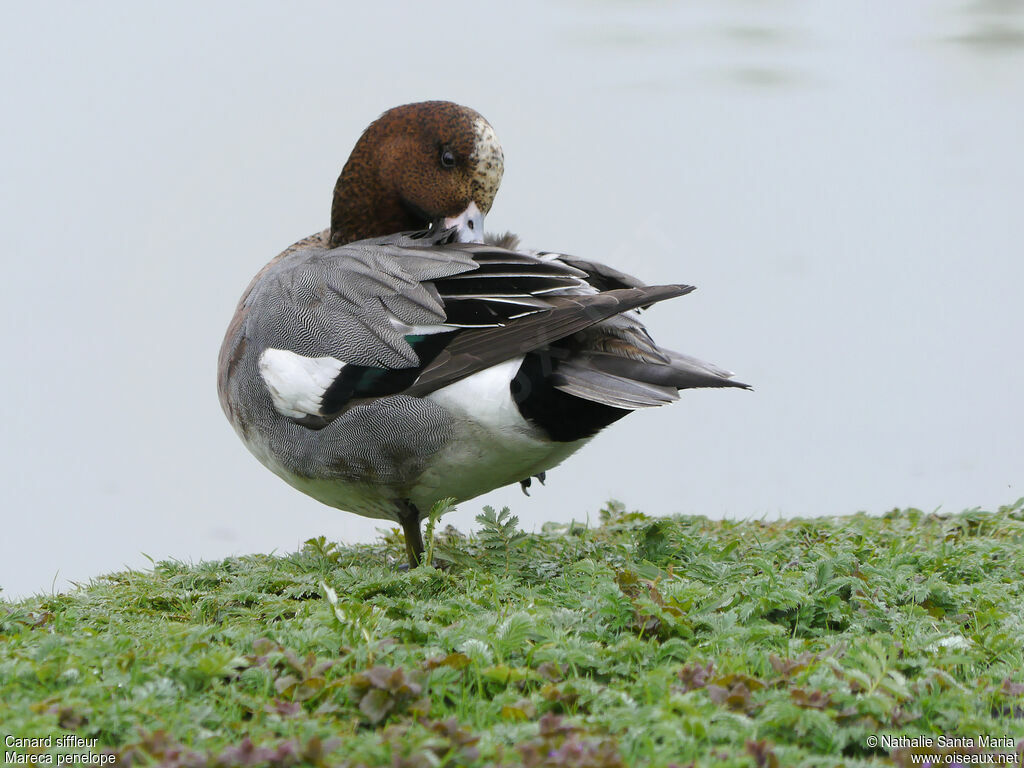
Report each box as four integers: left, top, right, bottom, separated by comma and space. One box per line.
477, 244, 751, 407
233, 229, 694, 428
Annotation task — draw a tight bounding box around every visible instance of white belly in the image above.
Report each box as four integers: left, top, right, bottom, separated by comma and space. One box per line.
409, 358, 589, 508
236, 357, 589, 521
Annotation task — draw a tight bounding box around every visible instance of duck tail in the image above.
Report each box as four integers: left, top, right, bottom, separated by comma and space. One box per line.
553, 349, 750, 409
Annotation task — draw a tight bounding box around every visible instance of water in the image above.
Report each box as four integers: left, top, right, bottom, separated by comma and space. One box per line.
2, 1, 1022, 599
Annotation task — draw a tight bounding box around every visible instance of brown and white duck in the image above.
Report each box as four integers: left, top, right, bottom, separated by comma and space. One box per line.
217, 101, 749, 567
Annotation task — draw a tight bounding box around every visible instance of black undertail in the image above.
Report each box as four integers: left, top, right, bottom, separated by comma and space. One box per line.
511, 350, 630, 442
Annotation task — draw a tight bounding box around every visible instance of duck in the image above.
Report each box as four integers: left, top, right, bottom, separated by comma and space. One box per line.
217, 101, 749, 567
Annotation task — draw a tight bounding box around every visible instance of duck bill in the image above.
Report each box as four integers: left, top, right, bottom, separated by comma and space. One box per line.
442, 201, 485, 243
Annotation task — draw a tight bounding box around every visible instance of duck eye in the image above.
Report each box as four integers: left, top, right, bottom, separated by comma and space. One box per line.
440, 147, 456, 168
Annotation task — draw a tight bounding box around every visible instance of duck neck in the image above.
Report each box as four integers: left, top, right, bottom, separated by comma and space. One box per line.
328, 135, 424, 247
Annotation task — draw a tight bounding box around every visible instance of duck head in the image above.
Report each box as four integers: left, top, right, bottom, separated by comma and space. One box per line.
329, 101, 504, 246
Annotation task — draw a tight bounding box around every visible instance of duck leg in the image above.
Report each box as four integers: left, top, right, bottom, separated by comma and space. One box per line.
397, 500, 424, 567
519, 471, 548, 496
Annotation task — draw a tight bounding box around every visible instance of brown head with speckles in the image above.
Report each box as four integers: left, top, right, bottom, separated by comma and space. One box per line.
329, 101, 504, 247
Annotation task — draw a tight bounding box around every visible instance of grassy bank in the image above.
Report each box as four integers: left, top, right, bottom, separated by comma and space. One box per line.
2, 501, 1024, 767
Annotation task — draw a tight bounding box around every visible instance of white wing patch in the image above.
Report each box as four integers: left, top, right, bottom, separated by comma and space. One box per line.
258, 348, 344, 419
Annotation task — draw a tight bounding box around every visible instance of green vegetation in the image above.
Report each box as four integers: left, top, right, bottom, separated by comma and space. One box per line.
3, 500, 1024, 767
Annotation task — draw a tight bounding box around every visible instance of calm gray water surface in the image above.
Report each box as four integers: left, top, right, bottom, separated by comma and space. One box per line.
2, 2, 1022, 599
